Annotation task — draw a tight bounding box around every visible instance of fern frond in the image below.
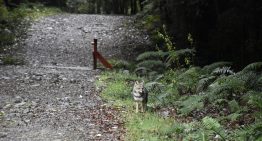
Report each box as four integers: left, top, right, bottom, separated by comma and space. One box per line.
242, 62, 262, 72
165, 48, 195, 65
178, 95, 204, 115
110, 59, 131, 69
226, 113, 242, 121
165, 50, 178, 65
196, 76, 217, 93
145, 81, 165, 92
154, 74, 164, 81
233, 121, 262, 140
202, 62, 232, 73
175, 67, 202, 94
134, 67, 151, 77
175, 48, 196, 56
202, 117, 227, 141
235, 71, 259, 90
256, 75, 262, 91
207, 77, 246, 102
248, 91, 262, 109
228, 100, 241, 112
148, 71, 159, 79
136, 60, 166, 70
178, 67, 202, 80
202, 117, 221, 130
136, 51, 168, 61
134, 67, 150, 72
235, 71, 257, 82
212, 67, 235, 76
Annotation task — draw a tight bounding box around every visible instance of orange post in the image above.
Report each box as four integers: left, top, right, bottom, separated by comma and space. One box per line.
92, 39, 113, 70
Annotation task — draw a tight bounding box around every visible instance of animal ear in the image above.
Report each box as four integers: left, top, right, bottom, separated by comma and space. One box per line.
135, 81, 139, 85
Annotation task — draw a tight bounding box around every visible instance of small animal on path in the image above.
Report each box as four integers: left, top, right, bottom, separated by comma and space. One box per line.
132, 80, 148, 113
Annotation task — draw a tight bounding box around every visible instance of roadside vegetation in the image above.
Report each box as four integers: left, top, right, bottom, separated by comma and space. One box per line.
96, 48, 262, 141
0, 1, 61, 65
0, 0, 261, 140
96, 2, 262, 140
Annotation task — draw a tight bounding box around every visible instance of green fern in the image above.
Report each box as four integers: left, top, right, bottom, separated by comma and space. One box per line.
206, 76, 246, 102
202, 62, 232, 73
257, 75, 262, 91
248, 91, 262, 110
166, 48, 195, 67
225, 113, 242, 122
202, 117, 221, 131
175, 48, 196, 56
212, 66, 235, 76
202, 117, 227, 141
245, 74, 262, 91
136, 60, 166, 70
109, 59, 131, 69
134, 67, 151, 76
196, 76, 217, 93
176, 67, 202, 94
145, 81, 165, 92
177, 95, 204, 115
235, 71, 260, 90
136, 51, 168, 61
197, 66, 234, 93
232, 122, 262, 141
228, 100, 241, 112
242, 62, 262, 73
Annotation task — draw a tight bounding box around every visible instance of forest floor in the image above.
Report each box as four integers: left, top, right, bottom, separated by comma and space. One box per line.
0, 14, 150, 140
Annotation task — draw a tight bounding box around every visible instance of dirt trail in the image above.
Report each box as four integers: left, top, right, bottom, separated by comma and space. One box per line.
0, 14, 149, 140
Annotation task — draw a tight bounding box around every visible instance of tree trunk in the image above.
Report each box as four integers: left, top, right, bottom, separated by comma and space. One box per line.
12, 0, 20, 5
139, 0, 145, 11
131, 0, 137, 14
3, 0, 17, 8
88, 0, 95, 14
123, 0, 128, 14
96, 0, 101, 14
103, 0, 111, 14
3, 0, 10, 7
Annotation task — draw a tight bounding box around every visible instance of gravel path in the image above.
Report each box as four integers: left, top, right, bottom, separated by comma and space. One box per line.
0, 14, 150, 141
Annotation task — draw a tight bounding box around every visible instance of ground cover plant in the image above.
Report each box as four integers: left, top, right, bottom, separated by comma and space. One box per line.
96, 24, 262, 140
96, 60, 262, 140
0, 1, 61, 65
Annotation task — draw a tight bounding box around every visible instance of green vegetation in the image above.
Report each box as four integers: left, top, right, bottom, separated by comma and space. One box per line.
125, 113, 175, 141
0, 1, 61, 65
96, 25, 262, 140
1, 55, 23, 65
97, 60, 262, 140
0, 0, 261, 140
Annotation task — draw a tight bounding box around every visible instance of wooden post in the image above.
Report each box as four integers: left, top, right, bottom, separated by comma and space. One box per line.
92, 38, 113, 70
92, 39, 98, 70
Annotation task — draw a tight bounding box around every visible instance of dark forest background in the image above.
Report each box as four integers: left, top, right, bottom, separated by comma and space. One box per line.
2, 0, 262, 68
1, 1, 262, 140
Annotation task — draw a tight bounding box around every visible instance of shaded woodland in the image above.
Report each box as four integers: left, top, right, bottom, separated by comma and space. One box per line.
156, 0, 262, 68
2, 0, 145, 14
1, 0, 262, 140
2, 0, 262, 69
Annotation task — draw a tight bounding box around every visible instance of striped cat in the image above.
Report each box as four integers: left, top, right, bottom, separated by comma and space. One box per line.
132, 80, 148, 113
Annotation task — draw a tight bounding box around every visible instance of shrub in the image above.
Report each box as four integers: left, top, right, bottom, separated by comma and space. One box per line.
177, 95, 204, 116
1, 56, 23, 65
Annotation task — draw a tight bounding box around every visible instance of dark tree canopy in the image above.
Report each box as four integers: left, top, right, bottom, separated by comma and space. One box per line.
157, 0, 262, 68
1, 0, 262, 68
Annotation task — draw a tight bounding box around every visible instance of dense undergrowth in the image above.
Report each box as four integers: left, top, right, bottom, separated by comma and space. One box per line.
96, 60, 262, 141
96, 20, 262, 140
0, 1, 61, 65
